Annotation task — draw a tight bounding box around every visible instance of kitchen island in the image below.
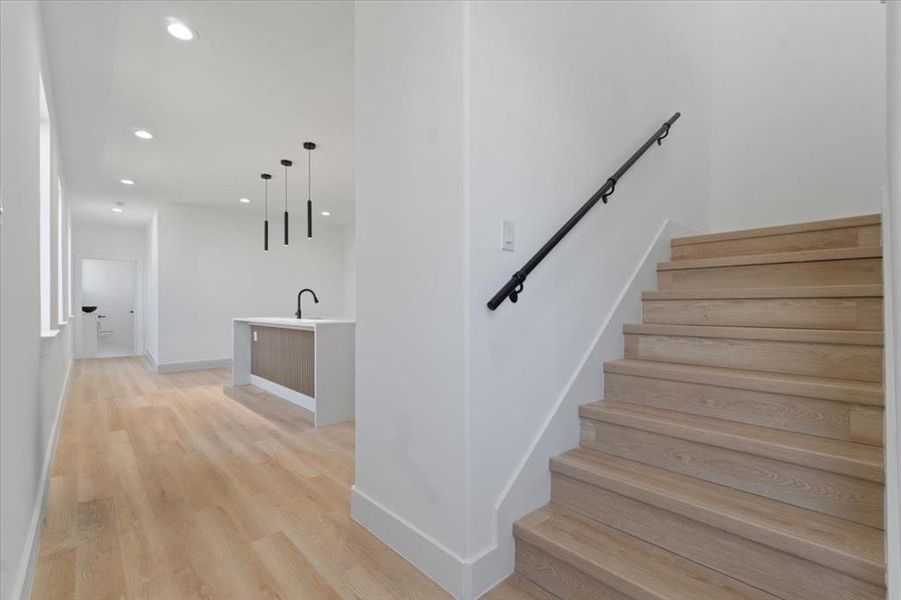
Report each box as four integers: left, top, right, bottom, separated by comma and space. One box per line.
233, 317, 355, 427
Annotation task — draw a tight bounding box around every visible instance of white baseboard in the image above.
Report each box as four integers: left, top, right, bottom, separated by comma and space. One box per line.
351, 485, 475, 599
144, 350, 159, 372
10, 357, 73, 600
468, 218, 698, 597
155, 357, 232, 373
249, 374, 315, 413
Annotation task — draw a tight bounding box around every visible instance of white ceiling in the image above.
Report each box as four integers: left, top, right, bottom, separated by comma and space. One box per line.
41, 1, 354, 226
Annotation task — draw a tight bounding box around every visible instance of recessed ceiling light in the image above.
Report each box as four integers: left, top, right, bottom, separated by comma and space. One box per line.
134, 129, 153, 139
111, 207, 124, 213
320, 211, 330, 216
239, 197, 251, 204
167, 21, 196, 41
120, 179, 134, 185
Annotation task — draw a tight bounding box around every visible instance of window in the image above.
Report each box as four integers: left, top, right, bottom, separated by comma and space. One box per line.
38, 73, 71, 333
39, 73, 53, 334
67, 206, 73, 318
57, 178, 65, 323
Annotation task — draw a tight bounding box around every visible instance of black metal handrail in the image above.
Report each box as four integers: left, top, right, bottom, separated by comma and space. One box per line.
486, 112, 681, 311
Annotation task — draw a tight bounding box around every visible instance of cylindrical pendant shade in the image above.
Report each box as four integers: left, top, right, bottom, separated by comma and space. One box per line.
280, 159, 292, 245
303, 141, 316, 239
261, 173, 272, 251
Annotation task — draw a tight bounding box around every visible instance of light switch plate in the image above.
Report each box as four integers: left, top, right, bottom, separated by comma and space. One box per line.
502, 220, 514, 252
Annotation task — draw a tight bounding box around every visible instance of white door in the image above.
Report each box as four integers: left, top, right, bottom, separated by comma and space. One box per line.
81, 258, 136, 357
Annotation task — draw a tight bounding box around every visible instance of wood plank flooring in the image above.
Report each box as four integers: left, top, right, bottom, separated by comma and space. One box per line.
31, 357, 492, 600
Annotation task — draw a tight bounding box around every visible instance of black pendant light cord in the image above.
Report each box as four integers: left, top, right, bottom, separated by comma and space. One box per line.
281, 159, 293, 245
261, 173, 272, 251
303, 141, 316, 239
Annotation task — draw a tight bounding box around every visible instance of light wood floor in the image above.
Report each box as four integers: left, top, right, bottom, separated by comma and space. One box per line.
31, 357, 534, 600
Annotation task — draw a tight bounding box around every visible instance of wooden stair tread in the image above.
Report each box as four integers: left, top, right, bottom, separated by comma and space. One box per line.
642, 284, 883, 300
483, 575, 559, 600
658, 246, 882, 271
623, 323, 882, 345
671, 214, 881, 247
515, 504, 779, 600
604, 359, 884, 405
551, 448, 885, 584
580, 401, 884, 481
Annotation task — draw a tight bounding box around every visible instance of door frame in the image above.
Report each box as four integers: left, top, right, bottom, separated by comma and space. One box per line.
75, 255, 143, 357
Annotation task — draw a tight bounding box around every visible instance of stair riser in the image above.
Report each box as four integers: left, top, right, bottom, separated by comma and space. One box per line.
643, 298, 882, 330
590, 406, 883, 481
657, 258, 882, 289
604, 360, 885, 405
623, 333, 883, 382
581, 420, 884, 528
604, 373, 884, 445
552, 474, 884, 600
671, 225, 881, 261
515, 540, 631, 600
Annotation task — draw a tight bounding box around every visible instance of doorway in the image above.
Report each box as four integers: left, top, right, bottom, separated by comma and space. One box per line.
80, 258, 137, 357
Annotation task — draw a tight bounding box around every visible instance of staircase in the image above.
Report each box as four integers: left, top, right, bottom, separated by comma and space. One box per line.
512, 214, 886, 600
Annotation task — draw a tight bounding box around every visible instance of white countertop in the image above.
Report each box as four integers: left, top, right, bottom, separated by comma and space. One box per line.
234, 317, 354, 329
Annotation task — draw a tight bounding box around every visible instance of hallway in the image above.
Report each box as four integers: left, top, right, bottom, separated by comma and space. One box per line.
31, 358, 455, 599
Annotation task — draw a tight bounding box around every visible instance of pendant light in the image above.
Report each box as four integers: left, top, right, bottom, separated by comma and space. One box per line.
261, 173, 272, 251
303, 141, 316, 238
280, 159, 293, 245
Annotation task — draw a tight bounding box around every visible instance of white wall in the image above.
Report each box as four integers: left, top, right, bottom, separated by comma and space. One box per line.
73, 222, 146, 259
0, 2, 73, 598
708, 1, 886, 231
352, 1, 470, 595
154, 202, 349, 367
